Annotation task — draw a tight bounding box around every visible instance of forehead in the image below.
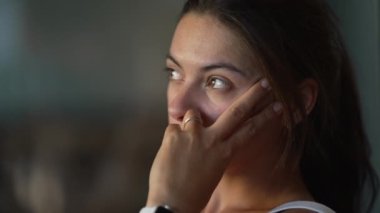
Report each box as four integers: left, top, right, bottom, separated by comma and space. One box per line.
169, 12, 256, 72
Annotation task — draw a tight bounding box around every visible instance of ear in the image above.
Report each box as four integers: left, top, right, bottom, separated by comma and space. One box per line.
298, 78, 319, 115
293, 78, 319, 124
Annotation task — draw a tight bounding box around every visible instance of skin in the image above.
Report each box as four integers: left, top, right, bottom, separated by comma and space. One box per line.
147, 13, 317, 213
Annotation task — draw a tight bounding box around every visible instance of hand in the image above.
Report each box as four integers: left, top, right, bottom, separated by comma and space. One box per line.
146, 78, 283, 213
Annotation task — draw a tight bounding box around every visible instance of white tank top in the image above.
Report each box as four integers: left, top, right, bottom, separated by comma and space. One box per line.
269, 201, 335, 213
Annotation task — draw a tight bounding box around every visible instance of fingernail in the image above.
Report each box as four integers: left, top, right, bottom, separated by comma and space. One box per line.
260, 79, 271, 90
273, 102, 283, 113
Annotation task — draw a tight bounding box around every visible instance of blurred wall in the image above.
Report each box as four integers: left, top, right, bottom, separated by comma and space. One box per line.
329, 0, 380, 211
0, 0, 184, 212
0, 0, 184, 116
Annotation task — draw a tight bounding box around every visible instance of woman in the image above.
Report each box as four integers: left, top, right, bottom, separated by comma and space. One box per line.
142, 0, 379, 212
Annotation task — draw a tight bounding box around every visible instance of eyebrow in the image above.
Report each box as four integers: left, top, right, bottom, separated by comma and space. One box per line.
166, 53, 248, 77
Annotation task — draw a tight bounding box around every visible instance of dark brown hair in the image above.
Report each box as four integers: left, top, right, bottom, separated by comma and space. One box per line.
180, 0, 378, 212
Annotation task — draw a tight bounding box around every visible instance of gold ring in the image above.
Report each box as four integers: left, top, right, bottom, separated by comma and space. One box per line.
182, 117, 201, 129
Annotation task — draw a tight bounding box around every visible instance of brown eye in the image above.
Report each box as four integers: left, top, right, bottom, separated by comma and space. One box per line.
206, 76, 231, 89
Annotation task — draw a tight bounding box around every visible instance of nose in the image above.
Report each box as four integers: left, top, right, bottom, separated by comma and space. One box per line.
167, 84, 200, 124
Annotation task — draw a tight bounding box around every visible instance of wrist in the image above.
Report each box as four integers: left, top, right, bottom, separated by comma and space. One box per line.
146, 190, 204, 213
147, 191, 179, 211
145, 201, 201, 213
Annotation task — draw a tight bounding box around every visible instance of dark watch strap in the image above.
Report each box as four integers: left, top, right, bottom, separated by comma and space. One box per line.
156, 206, 173, 213
139, 205, 173, 213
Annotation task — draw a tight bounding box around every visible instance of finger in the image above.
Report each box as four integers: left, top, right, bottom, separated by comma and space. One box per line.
227, 101, 284, 150
182, 109, 203, 131
247, 92, 275, 117
163, 124, 182, 140
161, 124, 182, 149
210, 78, 272, 140
166, 123, 182, 135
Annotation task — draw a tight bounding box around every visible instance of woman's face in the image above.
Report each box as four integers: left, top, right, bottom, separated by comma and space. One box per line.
167, 13, 285, 172
167, 13, 261, 126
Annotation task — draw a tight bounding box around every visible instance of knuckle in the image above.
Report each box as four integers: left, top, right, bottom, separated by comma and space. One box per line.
165, 131, 179, 144
202, 135, 217, 150
164, 125, 180, 141
263, 107, 275, 120
207, 131, 219, 145
186, 131, 199, 143
231, 105, 247, 119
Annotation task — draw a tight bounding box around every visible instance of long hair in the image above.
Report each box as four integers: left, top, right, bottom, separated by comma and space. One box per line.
180, 0, 379, 212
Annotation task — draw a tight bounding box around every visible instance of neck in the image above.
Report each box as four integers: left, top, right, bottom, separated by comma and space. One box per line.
203, 155, 313, 213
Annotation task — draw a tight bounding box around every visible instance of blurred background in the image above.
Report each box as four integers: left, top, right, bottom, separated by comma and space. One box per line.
0, 0, 379, 212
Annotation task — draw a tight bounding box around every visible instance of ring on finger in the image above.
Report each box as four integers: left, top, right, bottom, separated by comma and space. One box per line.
182, 117, 202, 129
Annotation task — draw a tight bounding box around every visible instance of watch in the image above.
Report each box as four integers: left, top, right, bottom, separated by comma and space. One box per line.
139, 205, 173, 213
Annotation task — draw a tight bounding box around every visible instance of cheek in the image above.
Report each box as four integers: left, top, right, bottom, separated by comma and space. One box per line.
201, 94, 237, 125
204, 88, 249, 122
202, 102, 228, 124
166, 84, 175, 105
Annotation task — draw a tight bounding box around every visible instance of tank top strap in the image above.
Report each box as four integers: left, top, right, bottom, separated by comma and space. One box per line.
268, 201, 335, 213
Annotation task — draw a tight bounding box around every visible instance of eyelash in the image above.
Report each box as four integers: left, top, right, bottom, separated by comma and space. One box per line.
164, 67, 232, 90
205, 76, 231, 90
